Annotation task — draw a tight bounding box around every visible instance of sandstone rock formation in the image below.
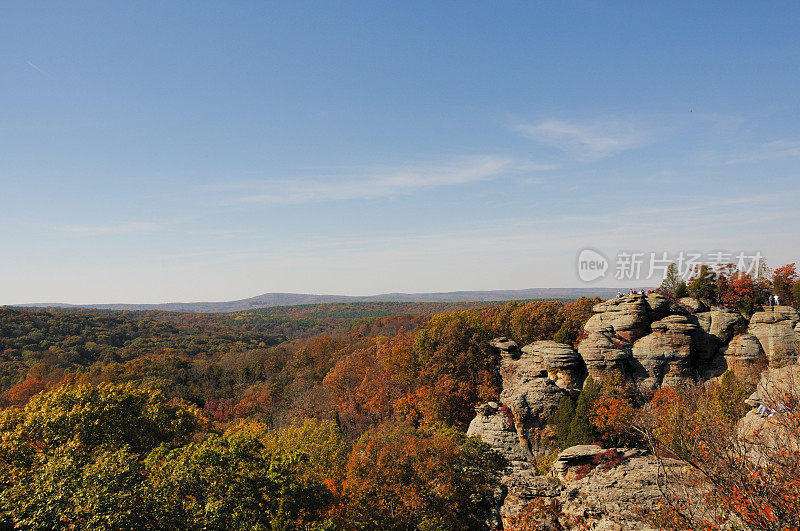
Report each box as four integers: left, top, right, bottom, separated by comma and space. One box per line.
549, 444, 605, 481
497, 343, 568, 459
467, 402, 528, 468
675, 297, 709, 314
724, 333, 768, 384
500, 446, 687, 530
747, 306, 800, 367
689, 309, 747, 379
644, 292, 670, 319
519, 341, 586, 391
583, 296, 651, 342
469, 338, 573, 463
631, 315, 698, 389
472, 295, 800, 530
577, 326, 632, 382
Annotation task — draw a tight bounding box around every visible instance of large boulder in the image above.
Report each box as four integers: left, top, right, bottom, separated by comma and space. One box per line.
556, 451, 686, 531
744, 364, 800, 407
550, 444, 605, 482
724, 333, 768, 384
747, 306, 800, 367
489, 337, 519, 356
583, 295, 651, 342
631, 315, 698, 389
577, 326, 632, 382
493, 338, 568, 459
644, 293, 670, 320
520, 341, 586, 391
675, 297, 709, 314
500, 447, 687, 530
691, 310, 748, 379
467, 402, 528, 468
739, 365, 800, 464
500, 470, 562, 526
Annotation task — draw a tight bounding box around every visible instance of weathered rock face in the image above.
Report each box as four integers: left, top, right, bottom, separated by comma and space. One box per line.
577, 326, 632, 382
644, 293, 670, 317
691, 310, 748, 379
550, 444, 605, 482
724, 333, 768, 384
500, 471, 561, 525
692, 310, 746, 357
583, 296, 651, 342
744, 364, 800, 407
747, 306, 800, 367
476, 296, 800, 530
467, 403, 528, 468
500, 446, 687, 530
631, 315, 698, 389
556, 452, 685, 531
495, 341, 568, 459
675, 297, 709, 314
489, 337, 519, 355
738, 365, 800, 464
519, 341, 586, 391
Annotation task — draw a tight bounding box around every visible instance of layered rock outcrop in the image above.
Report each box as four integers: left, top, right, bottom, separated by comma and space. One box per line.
747, 306, 800, 367
468, 338, 573, 463
470, 295, 800, 530
467, 402, 528, 468
630, 314, 698, 389
583, 296, 651, 342
500, 446, 687, 530
724, 333, 768, 384
519, 341, 585, 391
578, 326, 632, 382
575, 296, 797, 387
690, 309, 747, 379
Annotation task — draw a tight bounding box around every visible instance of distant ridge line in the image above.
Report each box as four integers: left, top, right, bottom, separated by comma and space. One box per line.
13, 287, 627, 314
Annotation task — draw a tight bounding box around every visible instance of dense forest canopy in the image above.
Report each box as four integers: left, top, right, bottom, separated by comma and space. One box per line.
0, 261, 799, 530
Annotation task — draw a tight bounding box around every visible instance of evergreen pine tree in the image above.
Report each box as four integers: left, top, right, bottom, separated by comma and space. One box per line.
552, 324, 575, 346
674, 280, 689, 298
566, 376, 600, 446
659, 263, 681, 297
552, 395, 575, 446
688, 265, 717, 303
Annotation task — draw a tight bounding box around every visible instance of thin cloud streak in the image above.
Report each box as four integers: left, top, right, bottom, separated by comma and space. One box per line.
225, 156, 554, 204
25, 60, 51, 78
515, 119, 653, 159
727, 139, 800, 164
51, 221, 163, 235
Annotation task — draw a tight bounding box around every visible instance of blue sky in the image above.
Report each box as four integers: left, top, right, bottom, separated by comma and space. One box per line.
2, 2, 799, 304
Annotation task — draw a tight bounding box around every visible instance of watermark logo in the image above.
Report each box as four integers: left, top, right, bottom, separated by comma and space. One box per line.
577, 248, 609, 282
575, 249, 764, 283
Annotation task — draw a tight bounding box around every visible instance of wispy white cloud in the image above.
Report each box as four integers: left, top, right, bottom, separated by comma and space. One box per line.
52, 221, 163, 235
515, 119, 653, 159
727, 139, 800, 164
224, 156, 552, 204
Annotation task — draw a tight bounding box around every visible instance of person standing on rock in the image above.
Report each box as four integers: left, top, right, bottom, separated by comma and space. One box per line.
775, 294, 780, 305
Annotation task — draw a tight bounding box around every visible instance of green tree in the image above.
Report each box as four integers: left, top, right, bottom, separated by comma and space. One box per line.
659, 263, 682, 298
552, 324, 575, 346
674, 280, 689, 299
566, 376, 600, 446
147, 430, 331, 530
552, 395, 575, 446
688, 265, 717, 303
0, 383, 203, 530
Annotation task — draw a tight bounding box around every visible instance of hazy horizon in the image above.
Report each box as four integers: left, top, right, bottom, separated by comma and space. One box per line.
3, 2, 799, 305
